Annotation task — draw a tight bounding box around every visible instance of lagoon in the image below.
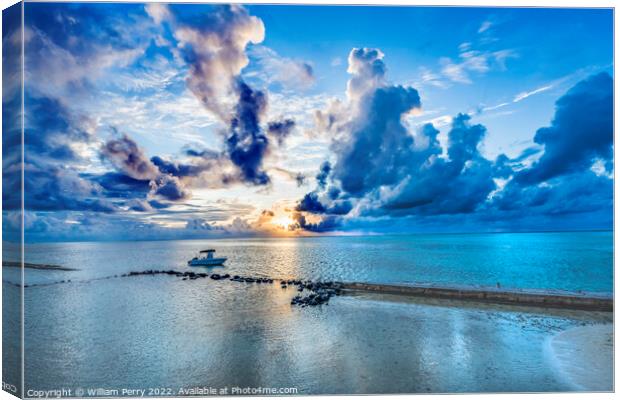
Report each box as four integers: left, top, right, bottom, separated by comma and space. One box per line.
3, 231, 613, 394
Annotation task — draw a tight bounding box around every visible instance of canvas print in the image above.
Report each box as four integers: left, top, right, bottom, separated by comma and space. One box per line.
2, 2, 614, 397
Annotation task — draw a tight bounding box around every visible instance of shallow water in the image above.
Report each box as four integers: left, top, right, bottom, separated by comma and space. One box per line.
11, 231, 614, 293
2, 232, 614, 395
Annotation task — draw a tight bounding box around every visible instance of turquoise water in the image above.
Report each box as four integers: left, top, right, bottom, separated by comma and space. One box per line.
11, 231, 614, 293
2, 231, 613, 394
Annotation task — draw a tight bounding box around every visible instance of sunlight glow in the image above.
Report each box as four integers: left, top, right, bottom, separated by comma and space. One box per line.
272, 216, 295, 230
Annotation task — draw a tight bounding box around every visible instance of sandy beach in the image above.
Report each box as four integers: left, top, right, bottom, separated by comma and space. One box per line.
548, 323, 613, 391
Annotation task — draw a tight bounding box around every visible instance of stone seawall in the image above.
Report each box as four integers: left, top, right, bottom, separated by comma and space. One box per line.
343, 282, 613, 311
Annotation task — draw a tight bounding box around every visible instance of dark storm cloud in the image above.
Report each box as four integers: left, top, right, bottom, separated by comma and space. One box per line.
151, 155, 210, 178
316, 161, 331, 189
267, 119, 295, 145
296, 192, 326, 213
226, 81, 271, 185
90, 172, 151, 198
183, 146, 220, 159
291, 212, 342, 233
514, 72, 613, 185
296, 191, 353, 216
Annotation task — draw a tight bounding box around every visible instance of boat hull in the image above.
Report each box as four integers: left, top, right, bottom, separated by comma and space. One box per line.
188, 257, 227, 267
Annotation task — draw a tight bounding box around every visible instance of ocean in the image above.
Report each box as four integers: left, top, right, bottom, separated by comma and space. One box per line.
2, 231, 613, 394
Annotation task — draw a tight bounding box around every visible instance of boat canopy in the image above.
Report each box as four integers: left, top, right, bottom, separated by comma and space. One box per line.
200, 249, 216, 253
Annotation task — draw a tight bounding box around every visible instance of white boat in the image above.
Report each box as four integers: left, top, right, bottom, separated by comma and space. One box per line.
188, 249, 227, 267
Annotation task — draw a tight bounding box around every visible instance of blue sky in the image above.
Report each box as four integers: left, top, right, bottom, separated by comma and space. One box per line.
2, 3, 613, 241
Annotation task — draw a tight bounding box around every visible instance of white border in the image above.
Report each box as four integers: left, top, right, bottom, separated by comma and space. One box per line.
0, 1, 615, 400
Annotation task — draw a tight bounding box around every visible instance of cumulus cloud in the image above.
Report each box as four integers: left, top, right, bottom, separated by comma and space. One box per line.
5, 93, 118, 213
368, 115, 495, 216
101, 134, 160, 181
332, 85, 422, 196
297, 48, 501, 230
346, 48, 387, 101
151, 175, 189, 201
486, 72, 613, 227
101, 133, 191, 202
149, 4, 287, 186
294, 49, 612, 233
514, 72, 613, 185
159, 4, 265, 119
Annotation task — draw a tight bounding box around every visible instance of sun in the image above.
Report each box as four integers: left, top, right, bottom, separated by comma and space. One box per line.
272, 215, 295, 230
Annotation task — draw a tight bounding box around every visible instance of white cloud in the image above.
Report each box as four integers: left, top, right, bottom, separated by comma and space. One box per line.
248, 45, 315, 90
478, 20, 492, 33
423, 114, 453, 128
513, 85, 553, 103
418, 66, 448, 88
145, 3, 172, 24
436, 44, 515, 85
440, 57, 472, 84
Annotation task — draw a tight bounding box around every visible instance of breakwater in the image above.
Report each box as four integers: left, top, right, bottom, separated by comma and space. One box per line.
6, 268, 612, 311
344, 282, 613, 311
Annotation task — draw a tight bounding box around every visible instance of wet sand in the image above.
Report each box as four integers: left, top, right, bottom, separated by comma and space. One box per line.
548, 323, 613, 391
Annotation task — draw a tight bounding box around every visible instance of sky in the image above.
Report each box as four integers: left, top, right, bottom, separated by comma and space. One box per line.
1, 3, 614, 242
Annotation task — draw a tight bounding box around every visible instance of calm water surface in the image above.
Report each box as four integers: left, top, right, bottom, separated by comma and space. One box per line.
12, 231, 614, 293
2, 232, 613, 394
